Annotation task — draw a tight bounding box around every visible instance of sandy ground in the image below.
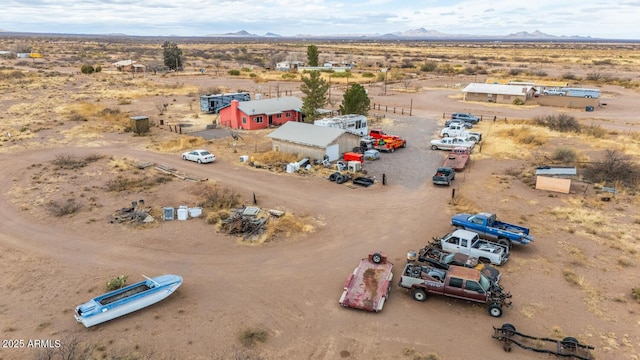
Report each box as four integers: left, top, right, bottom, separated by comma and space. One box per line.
1, 71, 640, 360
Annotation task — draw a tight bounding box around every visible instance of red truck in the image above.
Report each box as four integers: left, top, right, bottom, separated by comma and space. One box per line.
369, 129, 407, 150
399, 262, 511, 317
442, 147, 470, 170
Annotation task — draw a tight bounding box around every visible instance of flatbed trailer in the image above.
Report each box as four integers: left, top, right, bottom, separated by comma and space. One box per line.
492, 323, 594, 359
442, 147, 470, 170
339, 252, 393, 312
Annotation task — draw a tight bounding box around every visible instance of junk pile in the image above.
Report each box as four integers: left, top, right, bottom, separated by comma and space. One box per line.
110, 200, 154, 224
221, 206, 285, 240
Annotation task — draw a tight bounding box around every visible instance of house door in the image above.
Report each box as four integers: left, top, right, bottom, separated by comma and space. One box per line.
268, 115, 273, 126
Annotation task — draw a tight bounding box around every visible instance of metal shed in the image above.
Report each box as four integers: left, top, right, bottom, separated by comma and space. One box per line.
130, 116, 150, 135
267, 122, 361, 162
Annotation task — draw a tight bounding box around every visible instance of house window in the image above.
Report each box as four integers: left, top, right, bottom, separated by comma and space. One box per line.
242, 117, 247, 124
285, 112, 291, 117
254, 116, 263, 123
503, 95, 511, 100
276, 113, 282, 119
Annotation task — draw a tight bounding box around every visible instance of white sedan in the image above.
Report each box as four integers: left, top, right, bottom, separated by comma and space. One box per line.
182, 149, 216, 164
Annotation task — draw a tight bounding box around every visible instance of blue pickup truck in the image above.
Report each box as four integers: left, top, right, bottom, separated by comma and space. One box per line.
451, 212, 534, 247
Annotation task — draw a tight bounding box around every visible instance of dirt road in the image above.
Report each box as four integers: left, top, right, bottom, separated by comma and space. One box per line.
1, 78, 638, 360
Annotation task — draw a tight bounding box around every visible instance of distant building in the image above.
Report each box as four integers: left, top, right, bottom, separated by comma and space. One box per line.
275, 60, 304, 71
462, 83, 534, 104
112, 60, 146, 73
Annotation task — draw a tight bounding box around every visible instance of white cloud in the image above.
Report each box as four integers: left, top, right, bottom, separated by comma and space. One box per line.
0, 0, 638, 39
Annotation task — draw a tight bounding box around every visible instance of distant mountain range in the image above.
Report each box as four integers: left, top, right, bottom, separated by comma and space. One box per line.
209, 28, 594, 40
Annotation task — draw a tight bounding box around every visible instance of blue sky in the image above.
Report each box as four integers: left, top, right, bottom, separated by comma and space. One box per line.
1, 0, 639, 39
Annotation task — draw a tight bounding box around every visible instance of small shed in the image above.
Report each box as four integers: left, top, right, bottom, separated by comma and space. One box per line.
130, 116, 150, 135
535, 166, 577, 194
267, 122, 361, 162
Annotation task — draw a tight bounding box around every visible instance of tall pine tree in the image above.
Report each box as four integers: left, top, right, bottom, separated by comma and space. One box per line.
300, 71, 329, 122
340, 83, 370, 115
307, 44, 319, 67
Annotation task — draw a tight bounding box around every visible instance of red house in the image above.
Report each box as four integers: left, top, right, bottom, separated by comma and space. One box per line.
219, 96, 303, 130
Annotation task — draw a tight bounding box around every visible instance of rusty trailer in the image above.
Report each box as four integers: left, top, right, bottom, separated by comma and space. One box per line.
339, 252, 393, 312
492, 323, 594, 359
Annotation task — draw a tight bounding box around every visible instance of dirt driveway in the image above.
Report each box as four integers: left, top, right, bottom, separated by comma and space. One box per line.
0, 76, 638, 360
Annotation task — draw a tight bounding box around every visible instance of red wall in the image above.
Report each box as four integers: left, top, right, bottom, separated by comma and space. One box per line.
219, 100, 301, 130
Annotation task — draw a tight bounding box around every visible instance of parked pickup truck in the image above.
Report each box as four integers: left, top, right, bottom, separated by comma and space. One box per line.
399, 262, 512, 317
542, 88, 566, 96
430, 137, 475, 151
442, 147, 470, 170
436, 229, 510, 266
369, 129, 407, 148
440, 124, 482, 142
432, 166, 455, 186
451, 212, 534, 247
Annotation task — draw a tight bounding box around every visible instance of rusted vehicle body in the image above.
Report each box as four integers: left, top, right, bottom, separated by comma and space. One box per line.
339, 252, 394, 312
399, 263, 511, 317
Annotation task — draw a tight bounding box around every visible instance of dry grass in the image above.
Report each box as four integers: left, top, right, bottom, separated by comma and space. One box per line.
238, 327, 269, 348
261, 213, 315, 242
152, 135, 209, 153
249, 150, 299, 165
562, 268, 585, 287
447, 194, 478, 214
194, 184, 241, 210
403, 348, 440, 360
108, 156, 138, 172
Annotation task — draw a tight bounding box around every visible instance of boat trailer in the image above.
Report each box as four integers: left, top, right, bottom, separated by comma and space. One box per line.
492, 323, 595, 359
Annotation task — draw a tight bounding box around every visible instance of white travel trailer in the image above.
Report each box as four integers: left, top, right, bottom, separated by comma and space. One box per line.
314, 114, 368, 136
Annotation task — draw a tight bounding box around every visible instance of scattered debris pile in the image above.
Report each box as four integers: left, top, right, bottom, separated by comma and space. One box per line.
221, 206, 286, 240
110, 200, 154, 224
221, 206, 267, 239
155, 164, 208, 182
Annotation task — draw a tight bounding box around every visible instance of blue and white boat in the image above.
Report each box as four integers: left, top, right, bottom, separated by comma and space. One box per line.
74, 274, 183, 327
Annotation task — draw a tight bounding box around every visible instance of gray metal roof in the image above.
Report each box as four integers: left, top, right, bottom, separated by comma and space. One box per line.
267, 121, 351, 147
463, 83, 529, 96
237, 96, 302, 116
535, 166, 577, 177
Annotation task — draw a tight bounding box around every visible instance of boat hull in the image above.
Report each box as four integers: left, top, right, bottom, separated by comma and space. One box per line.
74, 274, 182, 327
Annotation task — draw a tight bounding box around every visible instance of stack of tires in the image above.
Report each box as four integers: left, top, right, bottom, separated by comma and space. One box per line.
328, 172, 350, 184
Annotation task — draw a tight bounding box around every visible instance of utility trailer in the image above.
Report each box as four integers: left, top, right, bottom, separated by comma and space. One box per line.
442, 147, 470, 170
339, 252, 393, 312
492, 323, 594, 359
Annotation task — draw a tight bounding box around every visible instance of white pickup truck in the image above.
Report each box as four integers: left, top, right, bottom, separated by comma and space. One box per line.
430, 137, 475, 151
436, 229, 509, 266
440, 124, 482, 142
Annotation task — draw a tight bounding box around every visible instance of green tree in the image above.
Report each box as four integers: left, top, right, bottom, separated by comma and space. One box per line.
307, 44, 319, 67
340, 83, 370, 115
162, 41, 183, 70
80, 64, 95, 74
300, 71, 329, 122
